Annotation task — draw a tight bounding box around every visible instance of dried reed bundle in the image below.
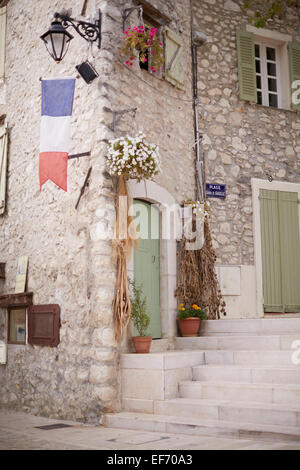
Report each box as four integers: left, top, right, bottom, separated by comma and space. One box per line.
175, 219, 226, 319
175, 237, 201, 305
196, 220, 226, 319
112, 240, 131, 341
112, 176, 138, 340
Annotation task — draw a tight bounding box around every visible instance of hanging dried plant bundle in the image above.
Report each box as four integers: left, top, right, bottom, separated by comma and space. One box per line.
196, 220, 226, 319
112, 240, 132, 341
175, 220, 226, 320
112, 176, 138, 340
175, 237, 201, 305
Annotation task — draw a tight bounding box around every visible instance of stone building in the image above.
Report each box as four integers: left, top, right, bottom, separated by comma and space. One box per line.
0, 0, 299, 427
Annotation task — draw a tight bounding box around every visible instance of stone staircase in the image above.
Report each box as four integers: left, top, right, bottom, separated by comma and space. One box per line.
103, 319, 300, 443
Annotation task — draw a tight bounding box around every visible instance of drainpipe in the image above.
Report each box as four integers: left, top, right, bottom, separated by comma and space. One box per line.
190, 0, 207, 202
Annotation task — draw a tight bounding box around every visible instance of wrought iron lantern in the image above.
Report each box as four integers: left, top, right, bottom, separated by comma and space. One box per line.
41, 10, 102, 63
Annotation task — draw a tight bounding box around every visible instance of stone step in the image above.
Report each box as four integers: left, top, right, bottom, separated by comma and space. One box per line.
193, 364, 300, 385
153, 398, 300, 427
175, 334, 300, 351
103, 411, 300, 443
203, 350, 296, 366
179, 380, 300, 405
199, 318, 300, 336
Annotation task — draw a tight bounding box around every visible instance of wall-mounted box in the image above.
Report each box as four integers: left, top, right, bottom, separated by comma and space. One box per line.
0, 341, 7, 364
216, 265, 241, 296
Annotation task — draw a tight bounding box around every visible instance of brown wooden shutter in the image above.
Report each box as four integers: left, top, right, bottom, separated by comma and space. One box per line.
28, 304, 60, 347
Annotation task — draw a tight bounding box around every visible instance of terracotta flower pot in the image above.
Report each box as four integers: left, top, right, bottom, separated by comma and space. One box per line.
178, 318, 201, 337
132, 336, 152, 353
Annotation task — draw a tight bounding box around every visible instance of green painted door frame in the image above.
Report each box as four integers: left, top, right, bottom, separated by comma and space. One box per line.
133, 200, 161, 338
260, 189, 300, 312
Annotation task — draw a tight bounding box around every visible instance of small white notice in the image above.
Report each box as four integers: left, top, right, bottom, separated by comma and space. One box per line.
0, 341, 7, 364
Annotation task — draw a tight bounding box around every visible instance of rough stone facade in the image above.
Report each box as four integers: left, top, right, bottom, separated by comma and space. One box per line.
193, 0, 300, 266
0, 0, 299, 422
0, 0, 195, 421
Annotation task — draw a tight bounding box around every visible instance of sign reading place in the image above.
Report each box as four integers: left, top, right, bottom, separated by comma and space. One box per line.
206, 183, 226, 199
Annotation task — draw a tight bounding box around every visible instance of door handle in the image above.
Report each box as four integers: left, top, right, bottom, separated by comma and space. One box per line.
152, 255, 156, 263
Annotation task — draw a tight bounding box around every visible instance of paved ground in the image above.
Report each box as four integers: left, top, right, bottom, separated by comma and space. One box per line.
0, 410, 300, 450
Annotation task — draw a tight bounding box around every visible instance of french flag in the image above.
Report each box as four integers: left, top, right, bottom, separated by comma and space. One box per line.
39, 78, 75, 191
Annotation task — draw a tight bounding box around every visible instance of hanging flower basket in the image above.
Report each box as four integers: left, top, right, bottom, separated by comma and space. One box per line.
120, 25, 164, 73
106, 132, 161, 181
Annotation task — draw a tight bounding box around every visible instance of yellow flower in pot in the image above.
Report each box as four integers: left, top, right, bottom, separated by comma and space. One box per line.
177, 303, 207, 337
130, 280, 152, 353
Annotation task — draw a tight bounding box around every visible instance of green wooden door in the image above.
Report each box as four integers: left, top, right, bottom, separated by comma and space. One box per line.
133, 200, 161, 338
260, 189, 300, 312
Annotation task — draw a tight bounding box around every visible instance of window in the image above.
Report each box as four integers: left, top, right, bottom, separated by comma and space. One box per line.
138, 16, 161, 74
8, 308, 26, 344
237, 28, 294, 110
135, 0, 185, 89
255, 43, 281, 108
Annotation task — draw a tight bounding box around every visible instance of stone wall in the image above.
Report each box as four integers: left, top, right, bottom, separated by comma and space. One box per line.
193, 0, 300, 266
0, 0, 196, 421
0, 0, 120, 423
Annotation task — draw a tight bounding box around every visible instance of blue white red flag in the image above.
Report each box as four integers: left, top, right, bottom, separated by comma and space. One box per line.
39, 77, 75, 191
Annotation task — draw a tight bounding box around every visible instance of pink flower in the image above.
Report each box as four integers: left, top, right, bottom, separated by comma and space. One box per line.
129, 62, 133, 67
125, 60, 129, 65
124, 30, 128, 35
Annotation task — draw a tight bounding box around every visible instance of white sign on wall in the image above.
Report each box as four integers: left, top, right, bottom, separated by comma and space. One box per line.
0, 341, 7, 364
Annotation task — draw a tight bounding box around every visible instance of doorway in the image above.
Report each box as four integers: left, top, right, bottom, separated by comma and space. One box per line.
259, 188, 300, 313
133, 199, 161, 338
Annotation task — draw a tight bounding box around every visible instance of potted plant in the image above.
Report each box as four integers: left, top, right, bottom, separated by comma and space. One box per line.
130, 280, 152, 353
120, 25, 164, 73
177, 303, 207, 337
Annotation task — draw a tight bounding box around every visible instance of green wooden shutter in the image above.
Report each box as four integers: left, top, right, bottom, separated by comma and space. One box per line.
0, 6, 6, 80
0, 124, 8, 215
236, 30, 257, 103
278, 191, 300, 312
288, 42, 300, 111
260, 189, 300, 313
259, 189, 283, 312
163, 28, 185, 90
133, 200, 161, 339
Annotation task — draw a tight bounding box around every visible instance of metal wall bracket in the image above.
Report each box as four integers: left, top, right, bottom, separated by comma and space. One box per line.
112, 108, 137, 131
122, 6, 143, 31
75, 167, 92, 209
68, 151, 91, 160
55, 8, 102, 48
